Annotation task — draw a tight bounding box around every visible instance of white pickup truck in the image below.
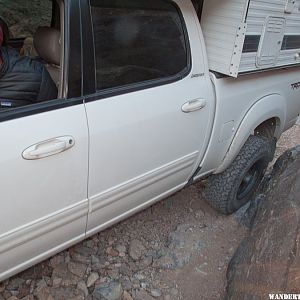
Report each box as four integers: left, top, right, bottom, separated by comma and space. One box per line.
0, 0, 300, 281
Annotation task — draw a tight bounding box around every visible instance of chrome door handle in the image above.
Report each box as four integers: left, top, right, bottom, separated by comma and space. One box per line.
22, 136, 75, 160
182, 99, 206, 113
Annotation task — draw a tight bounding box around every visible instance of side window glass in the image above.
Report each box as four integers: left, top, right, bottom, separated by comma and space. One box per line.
90, 0, 189, 90
0, 1, 63, 113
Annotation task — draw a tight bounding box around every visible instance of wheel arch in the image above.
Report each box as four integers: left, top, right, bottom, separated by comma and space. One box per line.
215, 94, 286, 174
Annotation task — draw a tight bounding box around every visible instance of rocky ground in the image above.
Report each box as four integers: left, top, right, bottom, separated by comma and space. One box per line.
0, 125, 299, 300
0, 0, 51, 37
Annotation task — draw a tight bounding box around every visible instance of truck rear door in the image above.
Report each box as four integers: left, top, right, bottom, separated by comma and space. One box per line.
82, 0, 215, 234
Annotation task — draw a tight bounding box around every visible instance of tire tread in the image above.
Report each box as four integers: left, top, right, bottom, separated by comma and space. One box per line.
203, 136, 275, 214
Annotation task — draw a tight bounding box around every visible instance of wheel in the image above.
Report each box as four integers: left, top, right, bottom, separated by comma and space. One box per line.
203, 135, 276, 214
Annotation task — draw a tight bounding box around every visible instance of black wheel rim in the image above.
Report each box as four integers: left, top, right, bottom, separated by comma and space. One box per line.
237, 161, 263, 201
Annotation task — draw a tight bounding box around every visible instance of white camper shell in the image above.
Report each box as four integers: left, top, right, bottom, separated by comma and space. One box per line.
201, 0, 300, 77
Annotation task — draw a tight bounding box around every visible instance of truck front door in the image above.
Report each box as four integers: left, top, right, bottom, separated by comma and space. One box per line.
83, 0, 215, 234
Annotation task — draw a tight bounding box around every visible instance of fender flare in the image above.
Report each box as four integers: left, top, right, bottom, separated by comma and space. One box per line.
215, 94, 287, 174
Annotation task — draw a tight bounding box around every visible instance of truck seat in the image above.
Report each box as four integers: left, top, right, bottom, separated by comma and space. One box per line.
33, 27, 61, 87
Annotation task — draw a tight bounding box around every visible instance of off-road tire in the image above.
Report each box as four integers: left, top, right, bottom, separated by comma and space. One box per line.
203, 135, 276, 215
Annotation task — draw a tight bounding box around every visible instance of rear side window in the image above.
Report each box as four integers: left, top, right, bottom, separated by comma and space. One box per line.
90, 0, 189, 90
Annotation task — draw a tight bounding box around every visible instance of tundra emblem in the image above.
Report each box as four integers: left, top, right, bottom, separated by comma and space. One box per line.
291, 82, 300, 90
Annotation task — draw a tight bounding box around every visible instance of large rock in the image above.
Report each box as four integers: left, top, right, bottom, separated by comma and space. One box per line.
226, 146, 300, 299
153, 224, 203, 270
93, 281, 123, 300
128, 239, 146, 261
49, 287, 85, 300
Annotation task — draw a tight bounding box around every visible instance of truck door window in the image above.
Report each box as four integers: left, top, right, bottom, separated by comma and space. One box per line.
0, 0, 62, 113
90, 0, 189, 90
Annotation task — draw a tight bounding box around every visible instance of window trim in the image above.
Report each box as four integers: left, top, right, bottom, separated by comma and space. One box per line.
65, 0, 82, 98
0, 98, 83, 123
85, 0, 192, 103
80, 0, 97, 96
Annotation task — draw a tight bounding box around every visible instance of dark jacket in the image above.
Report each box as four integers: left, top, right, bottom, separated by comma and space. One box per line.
0, 47, 57, 109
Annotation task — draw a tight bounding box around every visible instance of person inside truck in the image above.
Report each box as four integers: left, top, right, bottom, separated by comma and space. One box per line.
0, 18, 57, 109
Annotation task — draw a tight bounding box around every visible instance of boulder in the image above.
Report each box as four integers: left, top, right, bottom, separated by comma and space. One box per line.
226, 146, 300, 299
